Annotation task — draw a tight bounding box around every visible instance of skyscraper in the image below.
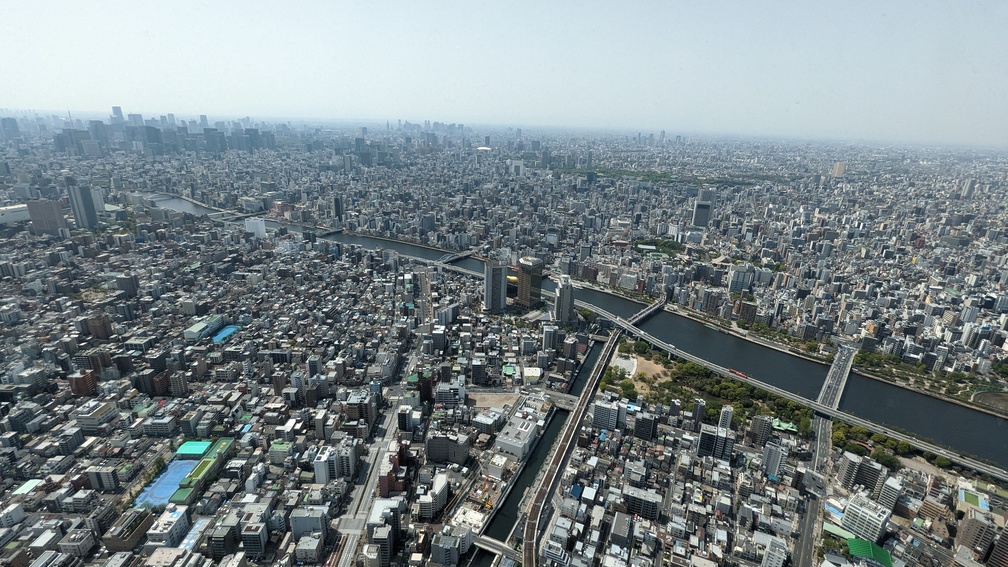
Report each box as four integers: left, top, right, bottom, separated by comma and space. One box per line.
555, 275, 575, 324
26, 199, 67, 235
484, 260, 507, 313
66, 177, 102, 229
517, 256, 544, 309
0, 117, 19, 140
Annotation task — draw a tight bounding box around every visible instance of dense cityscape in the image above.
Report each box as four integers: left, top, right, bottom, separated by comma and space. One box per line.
0, 108, 1007, 567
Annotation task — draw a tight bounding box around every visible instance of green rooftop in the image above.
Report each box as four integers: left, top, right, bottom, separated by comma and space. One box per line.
170, 487, 194, 504
772, 418, 798, 432
846, 538, 892, 567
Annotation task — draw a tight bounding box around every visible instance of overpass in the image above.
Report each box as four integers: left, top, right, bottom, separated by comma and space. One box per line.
548, 392, 581, 411
524, 332, 621, 567
604, 314, 1008, 484
472, 535, 521, 562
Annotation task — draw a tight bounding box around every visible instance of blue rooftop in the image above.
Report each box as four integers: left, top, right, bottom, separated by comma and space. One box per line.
212, 325, 240, 344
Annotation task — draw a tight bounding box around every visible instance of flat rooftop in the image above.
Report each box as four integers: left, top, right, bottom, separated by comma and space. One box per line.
176, 440, 211, 458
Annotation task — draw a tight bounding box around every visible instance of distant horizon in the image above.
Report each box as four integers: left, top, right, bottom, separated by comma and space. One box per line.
5, 105, 1006, 152
3, 2, 1006, 149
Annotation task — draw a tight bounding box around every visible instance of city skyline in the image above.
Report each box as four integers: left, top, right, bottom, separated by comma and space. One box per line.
3, 1, 1007, 147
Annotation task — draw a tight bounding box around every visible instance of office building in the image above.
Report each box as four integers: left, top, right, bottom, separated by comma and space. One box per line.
147, 505, 191, 547
370, 525, 393, 567
240, 522, 268, 559
495, 415, 539, 459
484, 259, 507, 313
989, 533, 1008, 567
634, 411, 657, 441
244, 217, 267, 238
689, 197, 713, 225
555, 274, 575, 324
0, 117, 19, 140
516, 256, 544, 309
425, 432, 469, 465
289, 507, 328, 541
103, 509, 155, 551
27, 200, 67, 235
66, 178, 103, 229
698, 423, 735, 460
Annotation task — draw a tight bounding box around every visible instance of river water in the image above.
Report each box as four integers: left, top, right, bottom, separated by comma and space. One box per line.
150, 195, 1008, 467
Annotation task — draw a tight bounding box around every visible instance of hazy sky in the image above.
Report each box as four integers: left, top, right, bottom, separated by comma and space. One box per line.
3, 1, 1007, 146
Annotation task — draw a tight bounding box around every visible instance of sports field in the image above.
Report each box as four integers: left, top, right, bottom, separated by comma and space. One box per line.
134, 460, 198, 508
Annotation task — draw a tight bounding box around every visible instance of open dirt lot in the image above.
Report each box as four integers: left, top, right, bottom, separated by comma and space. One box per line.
975, 391, 1008, 412
467, 392, 521, 409
609, 354, 669, 398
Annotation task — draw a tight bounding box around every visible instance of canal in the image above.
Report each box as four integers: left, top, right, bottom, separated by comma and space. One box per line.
149, 196, 1008, 467
472, 342, 601, 566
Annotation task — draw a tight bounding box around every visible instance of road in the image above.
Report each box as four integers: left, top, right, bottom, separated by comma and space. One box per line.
794, 413, 831, 567
332, 389, 402, 567
794, 346, 861, 565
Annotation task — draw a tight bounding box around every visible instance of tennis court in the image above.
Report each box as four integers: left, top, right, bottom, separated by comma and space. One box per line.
134, 460, 198, 508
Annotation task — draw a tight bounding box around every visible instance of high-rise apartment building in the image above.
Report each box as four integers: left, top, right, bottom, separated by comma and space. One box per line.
517, 256, 544, 309
749, 414, 773, 447
956, 508, 997, 560
842, 496, 890, 542
484, 260, 507, 313
719, 405, 734, 429
692, 398, 706, 432
763, 441, 787, 480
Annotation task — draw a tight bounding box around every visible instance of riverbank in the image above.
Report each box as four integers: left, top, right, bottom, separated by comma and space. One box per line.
661, 304, 833, 366
657, 304, 1008, 421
